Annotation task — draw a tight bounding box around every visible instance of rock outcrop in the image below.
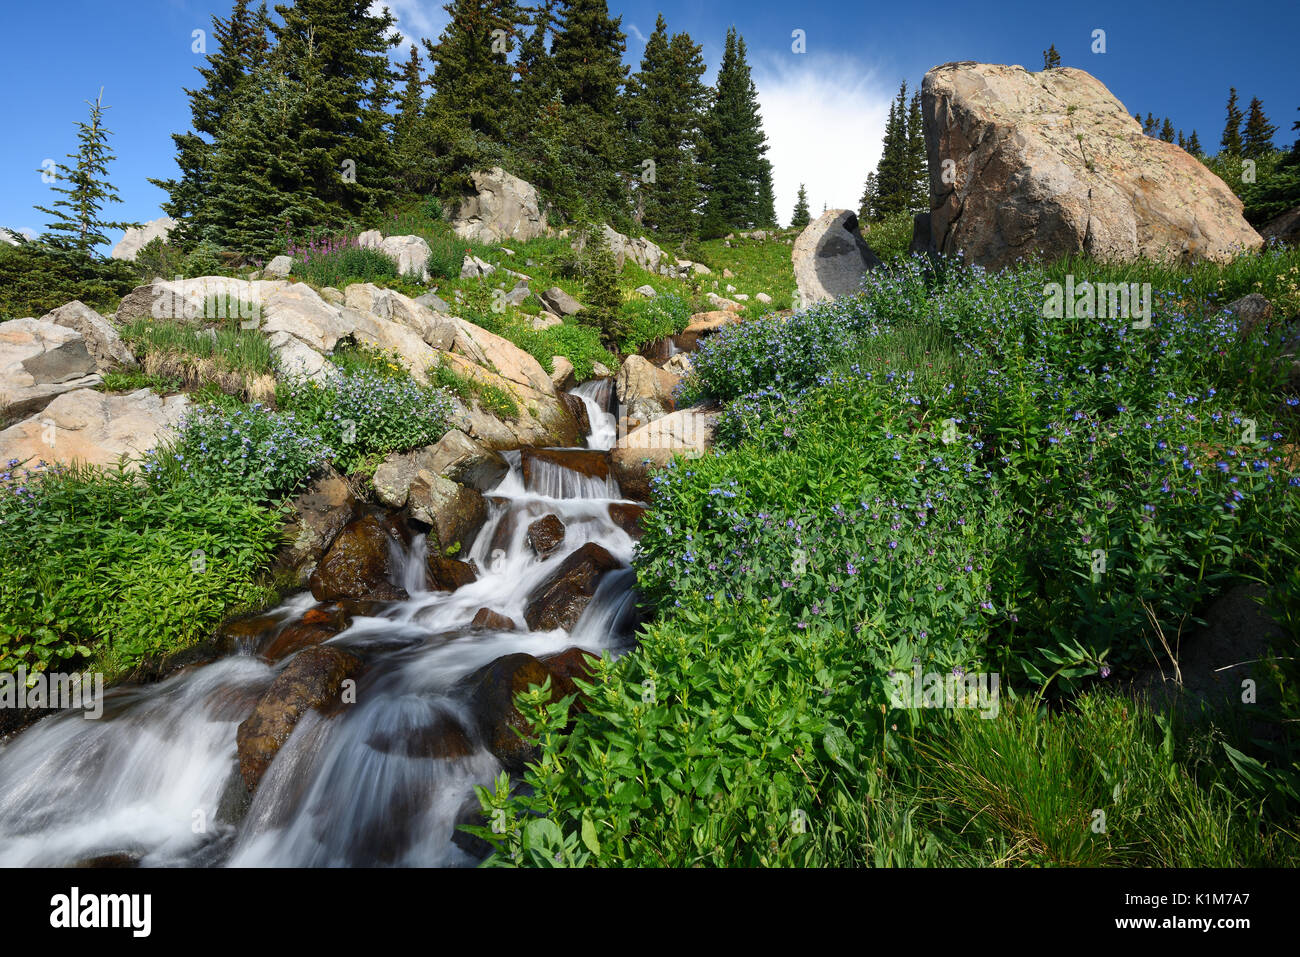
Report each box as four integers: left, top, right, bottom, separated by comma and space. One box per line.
921, 62, 1263, 269
450, 167, 548, 244
110, 217, 177, 262
0, 319, 102, 427
792, 209, 882, 304
611, 408, 718, 500
39, 301, 137, 372
0, 387, 187, 468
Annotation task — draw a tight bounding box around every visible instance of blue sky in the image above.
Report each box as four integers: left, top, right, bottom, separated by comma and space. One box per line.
2, 0, 1296, 247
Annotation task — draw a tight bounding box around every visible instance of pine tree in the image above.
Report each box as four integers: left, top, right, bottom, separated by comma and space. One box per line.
625, 17, 709, 238
549, 0, 628, 219
858, 172, 877, 222
1177, 130, 1186, 150
270, 0, 400, 220
392, 44, 427, 192
1159, 117, 1176, 143
701, 28, 775, 234
577, 224, 626, 348
1188, 129, 1203, 155
1042, 44, 1061, 69
906, 89, 928, 212
1242, 96, 1278, 159
510, 0, 558, 137
791, 184, 811, 228
1221, 88, 1244, 156
424, 0, 518, 142
1144, 113, 1158, 136
149, 0, 271, 242
35, 89, 134, 256
199, 62, 332, 254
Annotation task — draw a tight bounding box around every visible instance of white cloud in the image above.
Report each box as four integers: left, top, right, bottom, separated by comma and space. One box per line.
626, 23, 647, 45
751, 52, 894, 227
371, 0, 450, 47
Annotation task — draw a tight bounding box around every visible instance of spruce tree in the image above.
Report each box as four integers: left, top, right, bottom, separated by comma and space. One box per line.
1221, 88, 1244, 156
906, 90, 928, 212
198, 62, 332, 255
549, 0, 628, 220
858, 172, 877, 222
35, 89, 134, 256
1042, 44, 1061, 69
1159, 117, 1176, 143
510, 0, 558, 138
1242, 97, 1278, 159
1144, 113, 1158, 136
701, 28, 775, 234
1188, 129, 1203, 155
150, 0, 271, 243
1177, 130, 1186, 150
393, 44, 427, 193
424, 0, 518, 142
270, 0, 400, 220
791, 184, 811, 228
625, 17, 709, 238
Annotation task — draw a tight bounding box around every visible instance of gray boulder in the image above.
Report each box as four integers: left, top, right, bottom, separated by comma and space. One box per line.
110, 217, 177, 262
792, 209, 882, 304
40, 301, 137, 372
451, 167, 548, 244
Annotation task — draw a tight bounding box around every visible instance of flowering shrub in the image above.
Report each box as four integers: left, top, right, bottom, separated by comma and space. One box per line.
288, 233, 399, 288
145, 402, 331, 501
285, 367, 454, 474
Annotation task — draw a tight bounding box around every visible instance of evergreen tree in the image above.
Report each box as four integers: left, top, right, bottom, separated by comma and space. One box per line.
906, 89, 928, 212
549, 0, 628, 219
1144, 113, 1158, 136
393, 44, 427, 192
625, 17, 709, 238
1188, 129, 1203, 155
701, 28, 775, 234
577, 224, 626, 348
1221, 88, 1244, 156
198, 61, 332, 254
1242, 96, 1279, 159
424, 0, 518, 142
791, 184, 811, 228
35, 89, 134, 256
270, 0, 400, 219
150, 0, 271, 241
510, 0, 558, 137
1159, 117, 1176, 143
858, 172, 877, 222
1177, 130, 1186, 150
1042, 44, 1061, 69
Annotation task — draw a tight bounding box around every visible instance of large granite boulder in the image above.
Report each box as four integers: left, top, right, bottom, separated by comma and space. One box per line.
792, 210, 882, 304
343, 283, 456, 350
39, 301, 137, 372
378, 235, 433, 281
0, 319, 101, 426
922, 62, 1263, 269
614, 355, 678, 430
0, 387, 188, 468
573, 225, 665, 273
450, 167, 548, 244
611, 409, 718, 501
110, 217, 177, 262
113, 277, 289, 324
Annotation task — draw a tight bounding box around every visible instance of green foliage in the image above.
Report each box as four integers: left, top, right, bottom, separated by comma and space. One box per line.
0, 462, 281, 678
701, 28, 775, 233
120, 315, 276, 378
133, 236, 186, 281
429, 361, 519, 421
576, 225, 627, 348
618, 291, 691, 354
34, 89, 134, 256
289, 238, 398, 288
862, 209, 915, 262
790, 184, 810, 229
0, 241, 137, 321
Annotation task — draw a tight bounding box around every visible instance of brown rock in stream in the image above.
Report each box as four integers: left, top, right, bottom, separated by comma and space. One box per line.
236, 646, 364, 791
523, 542, 622, 631
309, 515, 408, 602
526, 514, 566, 557
426, 554, 478, 592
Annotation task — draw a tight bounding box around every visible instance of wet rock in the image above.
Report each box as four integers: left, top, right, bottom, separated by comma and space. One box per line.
523, 542, 622, 631
526, 514, 566, 557
366, 710, 475, 760
607, 502, 647, 538
308, 514, 409, 602
471, 607, 517, 631
559, 390, 591, 438
459, 652, 582, 772
276, 469, 357, 586
73, 852, 142, 868
520, 448, 611, 489
424, 429, 510, 491
259, 604, 352, 662
236, 645, 364, 791
426, 554, 478, 592
215, 613, 283, 656
407, 471, 487, 553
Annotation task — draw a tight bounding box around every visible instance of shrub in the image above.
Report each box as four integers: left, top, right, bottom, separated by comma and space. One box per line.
285, 366, 455, 473
0, 461, 281, 677
861, 209, 915, 261
0, 242, 137, 321
290, 235, 399, 288
133, 236, 186, 281
618, 292, 692, 355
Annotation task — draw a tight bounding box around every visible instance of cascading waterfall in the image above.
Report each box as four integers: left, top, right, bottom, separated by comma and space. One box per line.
0, 381, 641, 867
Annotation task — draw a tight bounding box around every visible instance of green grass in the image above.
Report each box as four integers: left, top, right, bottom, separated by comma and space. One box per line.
431, 361, 519, 421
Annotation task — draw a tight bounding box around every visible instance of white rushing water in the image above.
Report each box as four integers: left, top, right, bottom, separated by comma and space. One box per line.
0, 384, 640, 867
